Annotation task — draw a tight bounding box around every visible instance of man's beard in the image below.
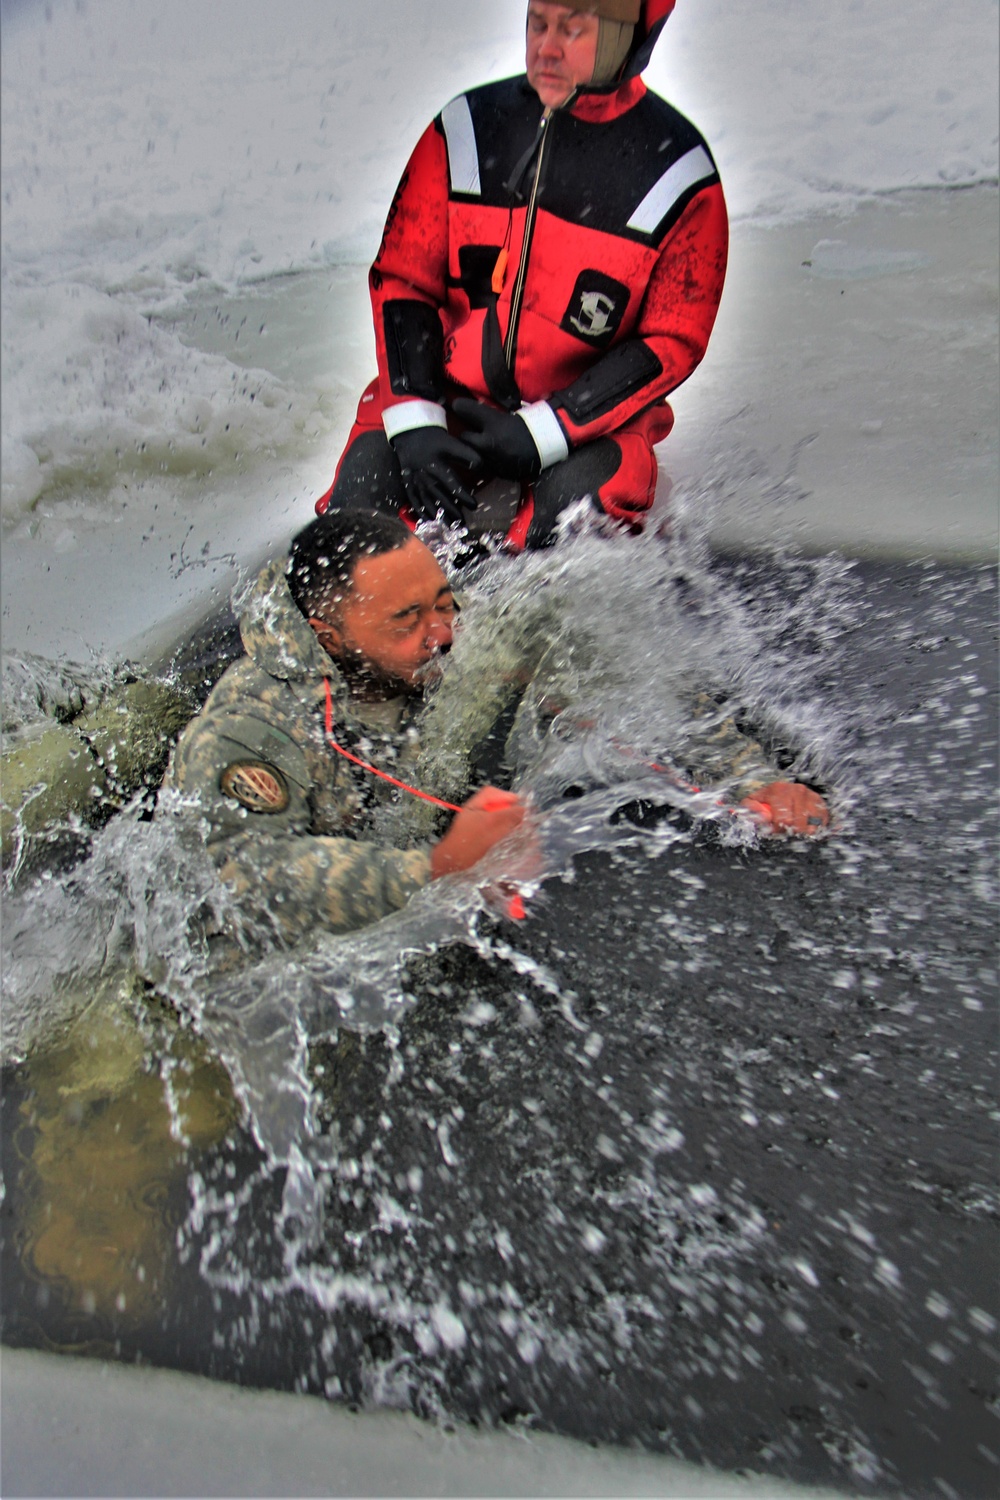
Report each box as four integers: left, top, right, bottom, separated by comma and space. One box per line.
334, 644, 449, 701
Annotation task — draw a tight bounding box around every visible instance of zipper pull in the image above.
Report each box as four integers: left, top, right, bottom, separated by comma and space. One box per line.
491, 246, 509, 295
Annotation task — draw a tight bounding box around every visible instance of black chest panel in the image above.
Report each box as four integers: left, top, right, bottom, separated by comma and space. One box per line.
462, 77, 716, 244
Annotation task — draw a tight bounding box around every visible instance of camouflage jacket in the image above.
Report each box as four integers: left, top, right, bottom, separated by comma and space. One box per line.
166, 555, 783, 949
164, 561, 432, 947
409, 577, 781, 835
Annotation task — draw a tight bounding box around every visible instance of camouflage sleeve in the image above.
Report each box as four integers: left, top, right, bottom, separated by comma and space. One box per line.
167, 694, 432, 941
166, 702, 315, 843
215, 833, 431, 945
676, 692, 782, 801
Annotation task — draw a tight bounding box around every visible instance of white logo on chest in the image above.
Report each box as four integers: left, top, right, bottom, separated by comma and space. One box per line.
569, 290, 617, 339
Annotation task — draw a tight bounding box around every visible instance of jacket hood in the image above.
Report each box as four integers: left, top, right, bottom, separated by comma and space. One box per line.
238, 559, 336, 684
585, 0, 676, 89
627, 0, 676, 77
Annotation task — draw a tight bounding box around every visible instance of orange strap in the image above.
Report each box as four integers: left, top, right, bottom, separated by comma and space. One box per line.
323, 679, 463, 813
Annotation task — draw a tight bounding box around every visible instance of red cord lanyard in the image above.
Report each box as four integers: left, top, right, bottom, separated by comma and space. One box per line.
322, 682, 716, 819
609, 736, 701, 794
323, 679, 463, 813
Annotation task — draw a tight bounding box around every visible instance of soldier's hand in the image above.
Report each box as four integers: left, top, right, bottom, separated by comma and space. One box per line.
740, 781, 830, 836
430, 787, 527, 878
390, 426, 481, 525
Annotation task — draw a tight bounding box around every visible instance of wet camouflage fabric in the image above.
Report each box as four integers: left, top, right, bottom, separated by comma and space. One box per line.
165, 553, 781, 949
406, 576, 779, 840
164, 561, 431, 947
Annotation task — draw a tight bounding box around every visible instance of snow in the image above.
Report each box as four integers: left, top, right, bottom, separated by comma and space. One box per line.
805, 240, 930, 280
4, 0, 995, 292
3, 1346, 849, 1499
2, 0, 997, 527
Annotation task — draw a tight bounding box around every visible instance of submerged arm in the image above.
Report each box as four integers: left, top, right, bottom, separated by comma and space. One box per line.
413, 588, 564, 804
680, 692, 829, 835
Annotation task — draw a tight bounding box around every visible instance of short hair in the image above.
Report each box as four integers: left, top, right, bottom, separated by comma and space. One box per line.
286, 509, 413, 620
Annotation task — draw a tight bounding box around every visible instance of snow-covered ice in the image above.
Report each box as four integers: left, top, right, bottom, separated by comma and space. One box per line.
2, 0, 996, 580
2, 1345, 849, 1499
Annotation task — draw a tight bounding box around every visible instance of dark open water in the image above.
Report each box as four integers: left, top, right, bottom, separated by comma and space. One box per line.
2, 555, 997, 1497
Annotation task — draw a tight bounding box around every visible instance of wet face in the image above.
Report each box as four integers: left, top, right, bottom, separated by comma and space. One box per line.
309, 537, 456, 699
526, 1, 600, 108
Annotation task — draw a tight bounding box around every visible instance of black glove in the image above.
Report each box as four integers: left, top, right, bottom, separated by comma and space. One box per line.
451, 398, 542, 482
525, 486, 574, 549
390, 426, 481, 526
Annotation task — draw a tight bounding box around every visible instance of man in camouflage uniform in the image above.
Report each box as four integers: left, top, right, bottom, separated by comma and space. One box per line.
164, 511, 526, 950
165, 510, 828, 950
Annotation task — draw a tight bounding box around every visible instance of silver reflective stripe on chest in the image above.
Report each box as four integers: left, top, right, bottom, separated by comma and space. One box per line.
441, 95, 481, 196
626, 145, 715, 235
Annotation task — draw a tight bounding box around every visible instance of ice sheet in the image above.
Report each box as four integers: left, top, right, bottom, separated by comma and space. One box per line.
3, 188, 995, 662
2, 0, 997, 524
1, 1346, 851, 1499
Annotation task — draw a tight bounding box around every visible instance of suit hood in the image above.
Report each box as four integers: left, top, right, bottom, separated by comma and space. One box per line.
606, 0, 677, 84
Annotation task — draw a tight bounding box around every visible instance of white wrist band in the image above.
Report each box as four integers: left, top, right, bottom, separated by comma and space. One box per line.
517, 401, 570, 469
383, 400, 448, 441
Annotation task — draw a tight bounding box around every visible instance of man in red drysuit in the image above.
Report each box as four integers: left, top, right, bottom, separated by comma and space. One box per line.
317, 0, 727, 549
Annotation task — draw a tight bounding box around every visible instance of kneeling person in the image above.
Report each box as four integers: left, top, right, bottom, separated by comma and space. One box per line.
318, 1, 726, 549
164, 512, 525, 949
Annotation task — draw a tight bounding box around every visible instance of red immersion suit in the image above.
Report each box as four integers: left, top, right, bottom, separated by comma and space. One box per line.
319, 0, 727, 544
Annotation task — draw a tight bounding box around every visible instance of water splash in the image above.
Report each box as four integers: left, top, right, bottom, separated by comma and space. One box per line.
1, 649, 123, 733
3, 517, 995, 1492
1, 514, 856, 1233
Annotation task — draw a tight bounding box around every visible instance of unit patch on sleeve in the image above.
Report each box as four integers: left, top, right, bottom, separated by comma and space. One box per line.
560, 270, 630, 349
220, 761, 290, 814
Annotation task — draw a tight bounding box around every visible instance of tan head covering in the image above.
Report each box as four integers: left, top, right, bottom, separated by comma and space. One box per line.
560, 0, 641, 18
591, 19, 635, 84
545, 2, 640, 86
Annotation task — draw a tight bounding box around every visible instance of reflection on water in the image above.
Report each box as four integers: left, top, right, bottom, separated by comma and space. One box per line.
1, 530, 997, 1497
4, 976, 237, 1351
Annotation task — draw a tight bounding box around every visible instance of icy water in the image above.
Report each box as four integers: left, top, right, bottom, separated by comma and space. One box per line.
2, 531, 997, 1498
3, 2, 997, 1490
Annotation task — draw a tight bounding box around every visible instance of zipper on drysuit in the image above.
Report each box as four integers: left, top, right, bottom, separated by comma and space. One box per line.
501, 97, 571, 374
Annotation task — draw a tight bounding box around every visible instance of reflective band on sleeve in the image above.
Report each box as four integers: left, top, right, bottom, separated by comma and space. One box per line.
517, 401, 570, 469
441, 95, 481, 197
626, 146, 715, 235
382, 400, 448, 441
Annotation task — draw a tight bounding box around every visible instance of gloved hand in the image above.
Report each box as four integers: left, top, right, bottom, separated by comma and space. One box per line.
524, 487, 575, 549
391, 425, 481, 526
452, 398, 542, 481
